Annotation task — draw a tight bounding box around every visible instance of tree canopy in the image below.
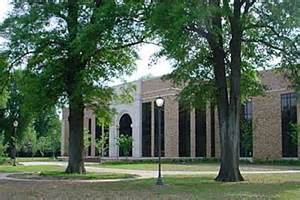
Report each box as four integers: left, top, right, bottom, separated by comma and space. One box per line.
147, 0, 299, 181
0, 0, 147, 173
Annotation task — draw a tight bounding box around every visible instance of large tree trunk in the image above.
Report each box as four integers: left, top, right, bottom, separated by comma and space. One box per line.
64, 0, 86, 174
215, 109, 243, 182
214, 0, 244, 182
65, 95, 86, 173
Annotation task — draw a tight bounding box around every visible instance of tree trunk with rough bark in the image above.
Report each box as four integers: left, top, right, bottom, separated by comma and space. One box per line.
65, 95, 86, 173
213, 0, 244, 182
64, 0, 86, 174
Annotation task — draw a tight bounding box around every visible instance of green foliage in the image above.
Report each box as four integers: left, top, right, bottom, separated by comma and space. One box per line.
289, 123, 299, 146
0, 70, 61, 157
83, 129, 91, 151
95, 132, 109, 158
116, 134, 133, 158
0, 133, 8, 158
36, 128, 60, 157
0, 90, 8, 109
0, 71, 31, 150
0, 54, 9, 109
0, 1, 147, 170
147, 1, 299, 108
240, 119, 253, 157
17, 123, 37, 156
0, 1, 146, 112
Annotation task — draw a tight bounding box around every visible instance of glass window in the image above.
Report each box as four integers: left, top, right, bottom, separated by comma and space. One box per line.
142, 102, 152, 157
240, 101, 253, 157
195, 108, 206, 157
281, 93, 297, 157
179, 104, 191, 157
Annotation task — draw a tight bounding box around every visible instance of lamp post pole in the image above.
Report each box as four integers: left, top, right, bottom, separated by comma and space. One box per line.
12, 120, 18, 166
155, 97, 164, 186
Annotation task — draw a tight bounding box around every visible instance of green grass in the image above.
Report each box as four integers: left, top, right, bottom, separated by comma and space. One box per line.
2, 173, 300, 199
39, 171, 137, 180
0, 164, 137, 180
0, 165, 63, 173
16, 157, 57, 162
91, 162, 300, 171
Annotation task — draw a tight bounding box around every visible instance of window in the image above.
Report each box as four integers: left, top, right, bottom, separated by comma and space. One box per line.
179, 104, 191, 157
195, 108, 206, 157
281, 93, 297, 157
240, 101, 253, 157
142, 102, 152, 157
154, 103, 165, 157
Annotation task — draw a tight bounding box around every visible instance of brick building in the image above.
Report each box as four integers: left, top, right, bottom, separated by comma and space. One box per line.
61, 70, 300, 160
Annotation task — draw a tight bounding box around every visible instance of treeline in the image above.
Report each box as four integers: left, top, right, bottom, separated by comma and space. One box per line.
0, 70, 61, 158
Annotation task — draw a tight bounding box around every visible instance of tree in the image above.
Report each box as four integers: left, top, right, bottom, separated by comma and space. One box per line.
17, 123, 38, 157
116, 134, 133, 159
0, 71, 32, 161
1, 1, 146, 173
95, 132, 109, 162
0, 55, 9, 109
148, 1, 299, 181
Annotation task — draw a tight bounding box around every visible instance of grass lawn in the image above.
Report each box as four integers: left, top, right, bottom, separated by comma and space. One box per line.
1, 173, 300, 199
10, 171, 137, 180
0, 165, 63, 173
0, 165, 137, 180
91, 162, 300, 171
16, 157, 57, 162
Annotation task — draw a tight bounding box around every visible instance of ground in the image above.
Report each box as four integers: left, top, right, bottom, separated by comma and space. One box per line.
1, 159, 300, 199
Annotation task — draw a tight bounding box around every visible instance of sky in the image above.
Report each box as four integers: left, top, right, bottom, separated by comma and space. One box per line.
0, 0, 173, 84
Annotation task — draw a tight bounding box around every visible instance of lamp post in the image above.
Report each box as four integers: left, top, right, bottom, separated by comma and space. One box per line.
12, 120, 18, 166
155, 96, 164, 186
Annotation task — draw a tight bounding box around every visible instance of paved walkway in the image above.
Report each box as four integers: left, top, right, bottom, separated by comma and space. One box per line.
2, 161, 300, 183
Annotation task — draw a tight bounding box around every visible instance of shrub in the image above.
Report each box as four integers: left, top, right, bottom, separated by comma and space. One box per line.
116, 134, 133, 158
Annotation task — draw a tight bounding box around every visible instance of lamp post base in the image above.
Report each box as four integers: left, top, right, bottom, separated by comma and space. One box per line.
156, 177, 164, 186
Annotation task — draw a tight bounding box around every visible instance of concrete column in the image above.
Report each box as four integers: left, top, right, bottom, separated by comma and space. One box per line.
297, 100, 300, 159
61, 109, 69, 156
109, 124, 118, 158
206, 104, 211, 158
190, 109, 196, 157
214, 108, 220, 158
83, 116, 89, 157
151, 101, 155, 157
133, 80, 143, 158
164, 95, 179, 157
91, 115, 96, 157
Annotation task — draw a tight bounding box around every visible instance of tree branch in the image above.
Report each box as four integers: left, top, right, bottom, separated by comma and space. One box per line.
185, 24, 210, 40
242, 38, 287, 52
243, 0, 256, 14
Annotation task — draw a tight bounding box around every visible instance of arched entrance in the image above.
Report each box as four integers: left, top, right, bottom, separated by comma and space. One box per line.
118, 114, 132, 157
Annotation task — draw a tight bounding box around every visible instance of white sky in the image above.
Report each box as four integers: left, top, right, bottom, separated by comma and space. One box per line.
0, 0, 173, 85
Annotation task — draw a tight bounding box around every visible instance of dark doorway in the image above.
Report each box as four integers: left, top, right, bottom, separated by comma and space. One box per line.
195, 108, 206, 157
281, 93, 297, 157
88, 118, 92, 156
142, 102, 152, 157
119, 114, 133, 157
240, 101, 253, 157
179, 104, 191, 157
